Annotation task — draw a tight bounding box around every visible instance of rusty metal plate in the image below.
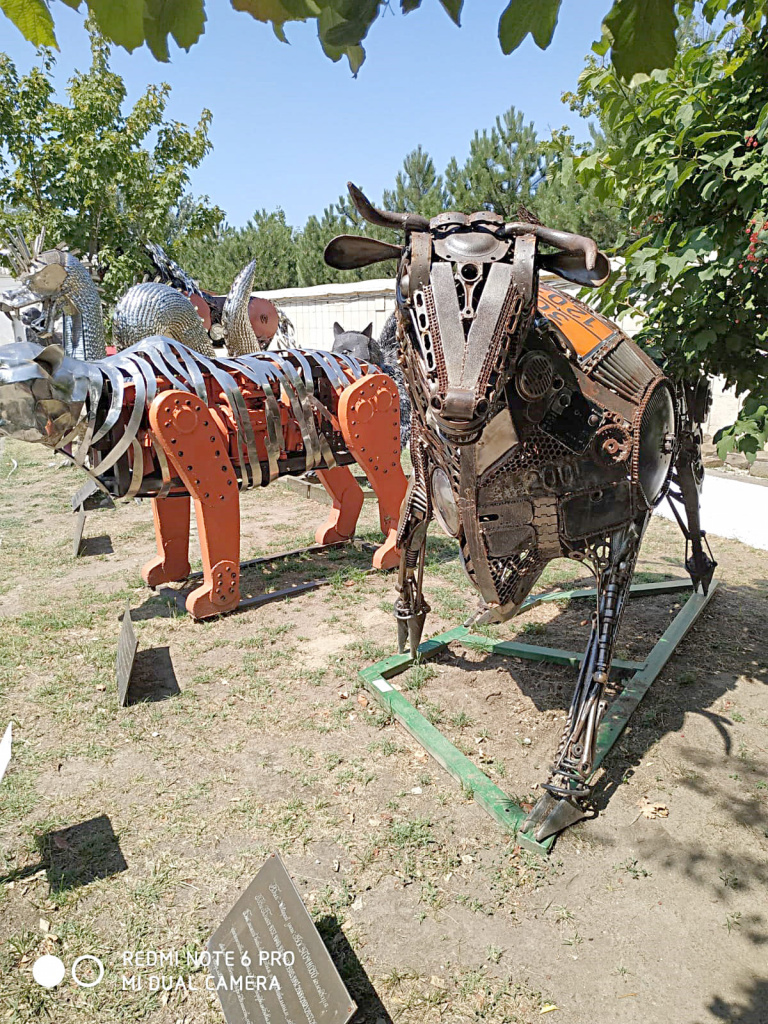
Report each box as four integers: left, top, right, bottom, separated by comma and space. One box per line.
116, 602, 138, 707
71, 477, 116, 511
208, 852, 356, 1024
72, 505, 86, 557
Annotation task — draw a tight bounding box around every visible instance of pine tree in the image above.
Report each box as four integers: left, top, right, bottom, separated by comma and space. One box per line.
382, 146, 448, 219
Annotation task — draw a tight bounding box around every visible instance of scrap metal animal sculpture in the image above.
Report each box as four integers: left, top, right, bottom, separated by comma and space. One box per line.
0, 335, 407, 619
331, 319, 411, 447
1, 230, 106, 359
325, 183, 715, 841
145, 241, 288, 351
0, 231, 277, 361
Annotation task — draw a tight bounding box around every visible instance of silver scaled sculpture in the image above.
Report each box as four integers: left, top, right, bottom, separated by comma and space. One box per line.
0, 231, 271, 361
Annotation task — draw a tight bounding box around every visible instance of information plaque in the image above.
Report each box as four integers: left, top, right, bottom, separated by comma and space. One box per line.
208, 853, 357, 1024
116, 603, 138, 707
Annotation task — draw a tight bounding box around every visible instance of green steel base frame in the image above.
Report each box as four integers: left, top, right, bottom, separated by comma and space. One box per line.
359, 578, 719, 855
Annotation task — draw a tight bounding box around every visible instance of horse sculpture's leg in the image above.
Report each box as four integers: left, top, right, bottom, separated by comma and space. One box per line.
142, 495, 191, 586
317, 372, 406, 570
149, 391, 241, 620
314, 466, 365, 545
524, 517, 649, 842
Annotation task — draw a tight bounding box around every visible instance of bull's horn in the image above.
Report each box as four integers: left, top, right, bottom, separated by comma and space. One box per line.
503, 222, 599, 271
347, 182, 430, 232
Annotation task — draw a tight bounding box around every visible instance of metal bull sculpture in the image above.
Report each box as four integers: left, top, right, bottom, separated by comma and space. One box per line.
0, 336, 407, 619
325, 183, 716, 841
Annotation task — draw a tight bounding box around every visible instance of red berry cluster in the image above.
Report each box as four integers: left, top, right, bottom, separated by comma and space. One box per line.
739, 214, 768, 274
745, 135, 761, 150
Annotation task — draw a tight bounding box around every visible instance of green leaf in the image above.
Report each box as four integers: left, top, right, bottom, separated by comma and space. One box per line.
603, 0, 677, 79
498, 0, 562, 54
689, 130, 740, 147
143, 0, 206, 60
438, 0, 462, 25
400, 0, 421, 11
87, 0, 146, 51
0, 0, 57, 47
674, 160, 698, 189
693, 328, 717, 350
231, 1, 320, 25
621, 234, 653, 258
755, 102, 768, 141
591, 29, 611, 56
675, 102, 694, 127
715, 433, 736, 461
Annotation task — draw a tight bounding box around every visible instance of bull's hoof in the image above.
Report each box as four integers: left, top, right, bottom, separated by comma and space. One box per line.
521, 792, 588, 843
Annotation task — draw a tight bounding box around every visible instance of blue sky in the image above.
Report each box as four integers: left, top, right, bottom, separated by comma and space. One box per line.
0, 2, 606, 228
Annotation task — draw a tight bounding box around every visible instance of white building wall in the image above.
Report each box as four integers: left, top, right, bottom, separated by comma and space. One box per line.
256, 279, 396, 351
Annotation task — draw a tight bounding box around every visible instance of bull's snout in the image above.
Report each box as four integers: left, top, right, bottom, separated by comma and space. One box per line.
430, 387, 490, 443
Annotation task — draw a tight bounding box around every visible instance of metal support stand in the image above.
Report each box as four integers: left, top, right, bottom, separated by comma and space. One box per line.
156, 538, 380, 617
359, 578, 718, 854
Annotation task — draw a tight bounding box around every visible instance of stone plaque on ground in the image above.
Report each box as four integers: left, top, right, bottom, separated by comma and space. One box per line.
116, 603, 138, 707
208, 852, 357, 1024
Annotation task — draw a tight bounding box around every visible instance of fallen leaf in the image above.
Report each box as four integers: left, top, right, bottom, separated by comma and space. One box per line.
357, 694, 368, 707
39, 919, 50, 933
337, 690, 349, 700
540, 1005, 558, 1014
639, 798, 669, 819
52, 835, 69, 850
343, 579, 356, 588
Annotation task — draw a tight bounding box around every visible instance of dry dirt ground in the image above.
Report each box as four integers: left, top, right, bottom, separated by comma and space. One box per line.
0, 438, 767, 1024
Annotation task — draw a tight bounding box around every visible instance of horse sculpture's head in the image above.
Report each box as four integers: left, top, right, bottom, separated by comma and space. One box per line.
325, 183, 609, 445
0, 342, 87, 444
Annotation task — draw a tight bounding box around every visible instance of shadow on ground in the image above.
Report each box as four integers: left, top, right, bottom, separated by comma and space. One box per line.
316, 915, 393, 1023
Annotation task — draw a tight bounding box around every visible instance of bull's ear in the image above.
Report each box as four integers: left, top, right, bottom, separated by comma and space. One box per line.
33, 344, 66, 376
538, 250, 611, 288
324, 235, 403, 270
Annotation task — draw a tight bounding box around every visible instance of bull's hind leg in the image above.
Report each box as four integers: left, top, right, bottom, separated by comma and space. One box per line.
667, 383, 716, 593
524, 517, 648, 842
336, 372, 407, 570
149, 391, 241, 620
142, 494, 192, 586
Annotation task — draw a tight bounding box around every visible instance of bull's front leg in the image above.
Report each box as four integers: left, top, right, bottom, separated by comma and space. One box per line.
523, 517, 648, 842
393, 450, 432, 656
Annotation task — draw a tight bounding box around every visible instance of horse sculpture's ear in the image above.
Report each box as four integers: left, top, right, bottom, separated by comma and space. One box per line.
324, 235, 403, 270
363, 323, 373, 338
333, 322, 344, 337
33, 344, 66, 376
538, 251, 611, 288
